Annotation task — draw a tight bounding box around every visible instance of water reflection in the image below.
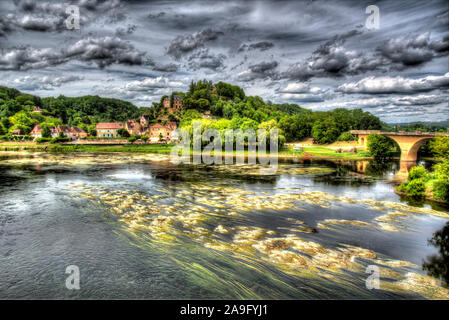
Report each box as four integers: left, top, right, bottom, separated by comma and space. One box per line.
1, 152, 448, 299
423, 222, 449, 288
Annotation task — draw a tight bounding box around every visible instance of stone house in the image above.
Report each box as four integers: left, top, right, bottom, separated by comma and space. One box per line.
125, 120, 143, 136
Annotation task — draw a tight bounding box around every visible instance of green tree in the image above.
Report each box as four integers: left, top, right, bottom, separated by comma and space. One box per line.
41, 125, 52, 138
118, 128, 130, 137
367, 133, 394, 160
430, 136, 449, 159
312, 119, 340, 144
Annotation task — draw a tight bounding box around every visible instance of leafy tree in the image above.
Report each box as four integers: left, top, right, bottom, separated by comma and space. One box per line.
88, 124, 97, 137
367, 133, 394, 160
41, 125, 52, 138
430, 136, 449, 159
337, 132, 356, 142
118, 128, 130, 137
312, 119, 340, 144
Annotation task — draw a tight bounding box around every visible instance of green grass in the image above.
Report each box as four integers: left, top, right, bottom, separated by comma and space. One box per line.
279, 146, 370, 158
0, 142, 373, 159
0, 143, 175, 154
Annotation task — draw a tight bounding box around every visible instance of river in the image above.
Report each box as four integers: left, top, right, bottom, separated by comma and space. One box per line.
0, 151, 448, 299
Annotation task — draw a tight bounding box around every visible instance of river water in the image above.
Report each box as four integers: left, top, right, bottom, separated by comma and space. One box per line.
0, 151, 448, 299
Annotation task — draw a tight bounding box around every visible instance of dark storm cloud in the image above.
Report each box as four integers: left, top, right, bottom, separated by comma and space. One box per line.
238, 41, 274, 52
283, 30, 382, 81
115, 24, 137, 36
238, 61, 279, 82
376, 32, 449, 68
188, 49, 226, 71
167, 28, 225, 59
65, 36, 151, 68
152, 63, 179, 72
0, 0, 122, 35
11, 74, 84, 90
284, 30, 449, 81
0, 36, 151, 70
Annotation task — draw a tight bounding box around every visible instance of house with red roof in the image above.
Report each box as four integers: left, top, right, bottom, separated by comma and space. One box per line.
96, 123, 123, 138
30, 125, 43, 138
70, 127, 87, 139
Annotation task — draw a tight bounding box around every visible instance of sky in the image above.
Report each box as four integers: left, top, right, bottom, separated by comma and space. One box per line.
0, 0, 448, 123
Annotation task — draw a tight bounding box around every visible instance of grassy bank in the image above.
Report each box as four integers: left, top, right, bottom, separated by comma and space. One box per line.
396, 165, 449, 204
0, 143, 175, 154
0, 142, 372, 159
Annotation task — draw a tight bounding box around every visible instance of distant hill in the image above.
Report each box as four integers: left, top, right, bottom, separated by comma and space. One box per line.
387, 121, 448, 127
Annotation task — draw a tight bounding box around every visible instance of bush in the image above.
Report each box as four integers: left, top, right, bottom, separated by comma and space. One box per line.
397, 181, 408, 193
337, 132, 356, 142
408, 165, 429, 181
433, 180, 449, 202
405, 178, 426, 197
434, 159, 449, 181
128, 136, 137, 143
35, 137, 52, 143
51, 136, 70, 144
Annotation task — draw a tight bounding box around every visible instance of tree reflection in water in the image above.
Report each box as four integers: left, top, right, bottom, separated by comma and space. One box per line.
423, 222, 449, 288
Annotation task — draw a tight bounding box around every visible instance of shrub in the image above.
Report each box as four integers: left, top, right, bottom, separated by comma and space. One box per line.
397, 181, 408, 193
434, 159, 449, 181
408, 165, 429, 181
141, 136, 149, 141
405, 178, 426, 197
433, 180, 449, 202
35, 137, 52, 143
51, 136, 70, 144
128, 136, 137, 143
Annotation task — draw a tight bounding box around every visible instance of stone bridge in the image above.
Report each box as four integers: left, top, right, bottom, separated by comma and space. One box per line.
350, 130, 449, 162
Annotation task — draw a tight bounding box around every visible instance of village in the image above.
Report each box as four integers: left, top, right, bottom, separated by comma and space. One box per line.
27, 96, 183, 144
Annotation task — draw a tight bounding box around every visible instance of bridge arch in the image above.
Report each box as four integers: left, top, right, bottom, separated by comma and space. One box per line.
351, 130, 447, 162
387, 136, 433, 162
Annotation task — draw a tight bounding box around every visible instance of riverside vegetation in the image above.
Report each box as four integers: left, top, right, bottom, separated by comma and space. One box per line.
397, 136, 449, 203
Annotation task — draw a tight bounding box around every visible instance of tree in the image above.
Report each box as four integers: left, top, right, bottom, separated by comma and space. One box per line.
41, 125, 52, 138
367, 133, 394, 160
118, 128, 130, 137
312, 119, 340, 144
430, 136, 449, 159
88, 124, 97, 137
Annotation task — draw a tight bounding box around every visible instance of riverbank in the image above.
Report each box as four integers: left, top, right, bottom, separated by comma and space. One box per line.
394, 188, 449, 205
0, 142, 373, 159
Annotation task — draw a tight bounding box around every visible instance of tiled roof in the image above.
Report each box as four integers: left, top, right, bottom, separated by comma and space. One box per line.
56, 125, 70, 132
70, 127, 86, 133
30, 125, 42, 133
96, 122, 123, 129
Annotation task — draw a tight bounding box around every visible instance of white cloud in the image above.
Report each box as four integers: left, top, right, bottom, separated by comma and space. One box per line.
123, 76, 186, 91
337, 73, 449, 94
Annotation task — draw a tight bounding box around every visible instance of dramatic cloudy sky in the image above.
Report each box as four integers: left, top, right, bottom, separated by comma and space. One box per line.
1, 0, 448, 123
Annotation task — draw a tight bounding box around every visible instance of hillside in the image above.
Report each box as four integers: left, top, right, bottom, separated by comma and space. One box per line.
0, 86, 140, 135
0, 80, 384, 144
